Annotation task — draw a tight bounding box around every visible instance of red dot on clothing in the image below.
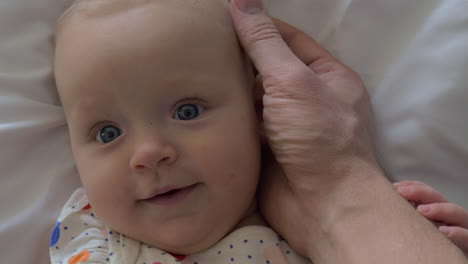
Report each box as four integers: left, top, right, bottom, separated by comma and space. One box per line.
172, 254, 186, 261
82, 203, 92, 210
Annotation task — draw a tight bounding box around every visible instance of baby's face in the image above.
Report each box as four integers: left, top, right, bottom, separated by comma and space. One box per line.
55, 0, 261, 254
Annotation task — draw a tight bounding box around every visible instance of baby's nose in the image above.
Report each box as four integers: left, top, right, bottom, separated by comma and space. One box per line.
130, 141, 177, 170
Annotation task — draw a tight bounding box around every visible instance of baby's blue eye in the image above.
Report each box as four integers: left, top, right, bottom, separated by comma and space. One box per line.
174, 104, 204, 120
96, 125, 121, 143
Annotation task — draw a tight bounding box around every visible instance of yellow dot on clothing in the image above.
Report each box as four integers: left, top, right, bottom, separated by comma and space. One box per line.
68, 250, 91, 264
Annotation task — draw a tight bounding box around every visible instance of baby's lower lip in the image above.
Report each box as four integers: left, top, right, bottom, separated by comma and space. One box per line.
145, 184, 198, 206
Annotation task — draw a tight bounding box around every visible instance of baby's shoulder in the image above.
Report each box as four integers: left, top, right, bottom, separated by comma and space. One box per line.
49, 188, 119, 263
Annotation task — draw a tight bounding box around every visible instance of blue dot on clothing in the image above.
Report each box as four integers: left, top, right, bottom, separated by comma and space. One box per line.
116, 240, 120, 243
109, 252, 113, 256
49, 222, 61, 247
218, 250, 222, 254
286, 250, 291, 254
64, 226, 68, 230
230, 244, 233, 249
106, 258, 110, 261
231, 257, 234, 262
109, 231, 113, 235
105, 238, 109, 242
267, 261, 270, 264
248, 255, 252, 259
260, 240, 263, 243
194, 262, 198, 264
244, 240, 248, 243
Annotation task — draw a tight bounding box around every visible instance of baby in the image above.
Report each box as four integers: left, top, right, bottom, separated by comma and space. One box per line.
51, 0, 311, 263
50, 0, 468, 263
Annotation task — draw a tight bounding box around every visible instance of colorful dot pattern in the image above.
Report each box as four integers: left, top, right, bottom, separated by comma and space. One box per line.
50, 188, 311, 264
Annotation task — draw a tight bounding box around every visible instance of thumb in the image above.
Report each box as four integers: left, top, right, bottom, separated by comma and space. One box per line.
230, 0, 309, 79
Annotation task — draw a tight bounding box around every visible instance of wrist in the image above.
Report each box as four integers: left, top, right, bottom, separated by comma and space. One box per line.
286, 155, 383, 201
297, 163, 466, 264
294, 161, 389, 261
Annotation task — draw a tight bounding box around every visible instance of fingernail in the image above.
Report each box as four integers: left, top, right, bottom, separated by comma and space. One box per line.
236, 0, 263, 14
418, 205, 431, 214
393, 182, 403, 187
439, 226, 450, 234
398, 186, 411, 195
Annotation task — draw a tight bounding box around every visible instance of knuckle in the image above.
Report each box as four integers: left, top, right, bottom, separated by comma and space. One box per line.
272, 67, 311, 85
241, 21, 281, 47
263, 66, 312, 92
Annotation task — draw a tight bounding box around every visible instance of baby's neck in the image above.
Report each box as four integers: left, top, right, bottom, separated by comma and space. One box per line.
233, 200, 268, 229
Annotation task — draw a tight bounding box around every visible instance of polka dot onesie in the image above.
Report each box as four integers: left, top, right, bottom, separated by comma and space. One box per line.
50, 188, 312, 264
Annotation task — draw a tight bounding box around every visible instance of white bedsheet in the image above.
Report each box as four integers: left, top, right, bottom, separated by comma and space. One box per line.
1, 0, 467, 263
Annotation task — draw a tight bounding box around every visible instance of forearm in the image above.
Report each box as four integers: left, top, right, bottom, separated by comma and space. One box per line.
303, 163, 467, 264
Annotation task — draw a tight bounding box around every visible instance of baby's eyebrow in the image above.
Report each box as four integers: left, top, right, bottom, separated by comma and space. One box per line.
67, 99, 109, 123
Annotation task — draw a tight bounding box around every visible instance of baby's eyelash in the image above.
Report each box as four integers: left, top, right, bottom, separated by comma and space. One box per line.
172, 97, 209, 111
87, 122, 117, 142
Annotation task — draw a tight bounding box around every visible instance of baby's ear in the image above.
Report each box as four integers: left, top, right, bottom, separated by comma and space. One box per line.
253, 73, 267, 145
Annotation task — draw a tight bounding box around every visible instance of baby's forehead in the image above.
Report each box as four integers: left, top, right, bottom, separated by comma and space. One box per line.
57, 0, 236, 56
64, 0, 154, 19
56, 0, 252, 114
63, 0, 230, 21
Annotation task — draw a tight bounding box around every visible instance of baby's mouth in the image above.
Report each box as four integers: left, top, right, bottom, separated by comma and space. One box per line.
144, 184, 199, 206
157, 188, 183, 197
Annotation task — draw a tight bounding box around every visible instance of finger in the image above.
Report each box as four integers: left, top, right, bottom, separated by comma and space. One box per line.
230, 0, 312, 76
393, 180, 426, 187
417, 203, 468, 228
439, 226, 468, 254
257, 147, 308, 254
270, 18, 335, 67
395, 183, 449, 204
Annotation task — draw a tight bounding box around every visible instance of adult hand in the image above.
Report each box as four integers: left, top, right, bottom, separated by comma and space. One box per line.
230, 0, 375, 253
230, 0, 467, 263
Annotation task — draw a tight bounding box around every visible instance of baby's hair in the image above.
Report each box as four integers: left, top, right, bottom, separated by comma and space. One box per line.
56, 0, 229, 40
56, 0, 109, 40
59, 0, 229, 21
58, 0, 142, 28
